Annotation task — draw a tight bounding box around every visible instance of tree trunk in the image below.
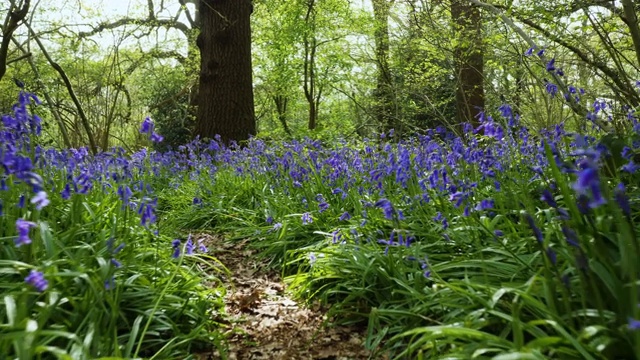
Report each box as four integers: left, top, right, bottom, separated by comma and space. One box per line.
451, 0, 484, 128
195, 0, 256, 144
273, 94, 291, 136
372, 0, 396, 134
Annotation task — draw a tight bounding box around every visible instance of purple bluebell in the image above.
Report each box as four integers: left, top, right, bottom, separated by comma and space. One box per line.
150, 132, 164, 143
628, 318, 640, 331
301, 212, 313, 225
546, 58, 556, 72
541, 189, 557, 208
25, 270, 48, 292
171, 239, 181, 258
186, 235, 195, 255
615, 183, 631, 216
15, 219, 36, 246
318, 201, 329, 213
140, 117, 154, 134
104, 277, 116, 290
31, 191, 49, 210
524, 214, 543, 243
475, 199, 494, 211
573, 160, 606, 208
60, 184, 71, 200
545, 81, 558, 97
524, 46, 536, 56
197, 238, 208, 253
339, 211, 351, 221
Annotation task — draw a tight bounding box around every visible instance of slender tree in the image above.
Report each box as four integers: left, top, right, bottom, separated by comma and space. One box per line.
450, 0, 484, 128
372, 0, 396, 133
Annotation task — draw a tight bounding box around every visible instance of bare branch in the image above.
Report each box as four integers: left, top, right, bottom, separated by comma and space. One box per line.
0, 0, 31, 82
78, 17, 191, 39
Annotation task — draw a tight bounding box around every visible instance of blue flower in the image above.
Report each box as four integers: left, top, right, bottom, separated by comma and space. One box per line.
628, 318, 640, 331
60, 184, 71, 200
150, 132, 164, 143
318, 201, 330, 213
15, 219, 36, 247
475, 199, 494, 211
186, 235, 195, 255
546, 58, 556, 72
302, 212, 313, 225
171, 239, 181, 258
339, 211, 351, 221
524, 214, 543, 243
540, 189, 557, 208
104, 277, 116, 290
25, 270, 48, 292
615, 183, 631, 216
545, 81, 558, 97
31, 191, 49, 210
573, 160, 606, 208
524, 46, 536, 56
140, 117, 154, 134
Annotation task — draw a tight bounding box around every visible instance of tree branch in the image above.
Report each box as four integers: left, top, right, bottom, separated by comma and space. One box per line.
78, 17, 191, 39
0, 0, 31, 82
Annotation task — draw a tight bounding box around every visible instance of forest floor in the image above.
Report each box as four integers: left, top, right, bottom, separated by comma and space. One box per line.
195, 233, 376, 360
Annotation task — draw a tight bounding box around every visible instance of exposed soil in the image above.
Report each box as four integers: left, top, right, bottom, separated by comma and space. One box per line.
195, 234, 377, 360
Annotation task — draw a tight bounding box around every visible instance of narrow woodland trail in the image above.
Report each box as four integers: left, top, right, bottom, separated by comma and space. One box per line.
195, 234, 377, 360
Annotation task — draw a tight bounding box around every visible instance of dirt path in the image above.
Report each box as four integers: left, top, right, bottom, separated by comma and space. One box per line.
195, 234, 375, 360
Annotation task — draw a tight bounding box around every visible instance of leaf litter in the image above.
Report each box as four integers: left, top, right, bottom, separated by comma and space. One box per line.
194, 233, 378, 360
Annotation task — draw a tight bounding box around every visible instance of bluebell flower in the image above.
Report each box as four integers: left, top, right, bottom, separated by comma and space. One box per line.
104, 277, 116, 290
339, 211, 351, 221
60, 184, 71, 200
318, 201, 329, 213
197, 238, 208, 253
171, 239, 181, 258
15, 219, 36, 247
140, 117, 154, 134
546, 58, 556, 72
25, 270, 48, 292
184, 235, 194, 255
573, 160, 606, 208
302, 212, 313, 225
562, 226, 580, 248
31, 191, 49, 210
150, 132, 164, 143
375, 199, 395, 220
420, 258, 431, 278
309, 252, 317, 265
541, 189, 557, 208
524, 214, 543, 243
628, 318, 640, 331
475, 199, 494, 211
545, 81, 558, 97
524, 46, 536, 56
615, 183, 631, 216
494, 230, 504, 237
546, 247, 557, 265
